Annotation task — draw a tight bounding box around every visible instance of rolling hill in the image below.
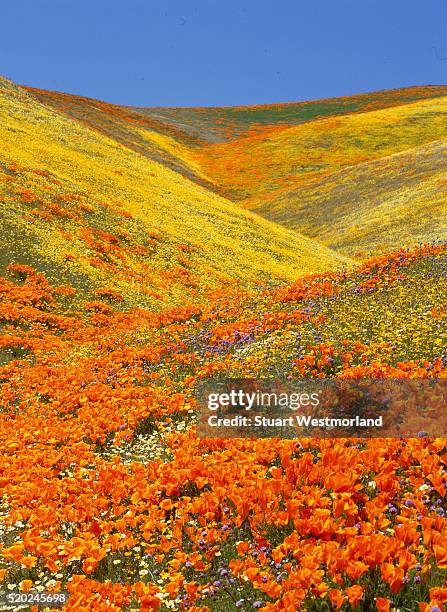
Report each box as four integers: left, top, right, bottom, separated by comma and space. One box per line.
250, 138, 447, 257
1, 78, 447, 611
190, 94, 447, 202
1, 75, 446, 293
26, 85, 215, 193
0, 76, 350, 309
184, 92, 447, 258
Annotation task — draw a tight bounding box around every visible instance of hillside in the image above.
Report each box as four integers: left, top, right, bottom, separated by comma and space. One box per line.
1, 239, 446, 610
20, 82, 447, 260
191, 95, 447, 202
26, 85, 215, 193
184, 94, 447, 258
0, 77, 350, 309
2, 76, 447, 610
251, 138, 447, 257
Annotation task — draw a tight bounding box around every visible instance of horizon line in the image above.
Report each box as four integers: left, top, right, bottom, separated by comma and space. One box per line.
3, 74, 447, 111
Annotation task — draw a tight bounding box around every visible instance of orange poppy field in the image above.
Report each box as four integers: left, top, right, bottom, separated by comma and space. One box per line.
0, 76, 447, 610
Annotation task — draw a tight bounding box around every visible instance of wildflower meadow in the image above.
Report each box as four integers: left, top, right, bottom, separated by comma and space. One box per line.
0, 75, 447, 611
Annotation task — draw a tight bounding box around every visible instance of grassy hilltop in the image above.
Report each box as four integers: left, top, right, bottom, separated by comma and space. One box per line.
0, 77, 447, 611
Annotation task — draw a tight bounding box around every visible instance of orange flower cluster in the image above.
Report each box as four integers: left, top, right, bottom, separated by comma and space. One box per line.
0, 244, 446, 610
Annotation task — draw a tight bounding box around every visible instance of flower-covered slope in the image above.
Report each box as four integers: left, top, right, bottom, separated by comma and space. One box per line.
0, 77, 349, 310
2, 76, 447, 611
250, 138, 447, 258
185, 93, 447, 260
192, 95, 447, 203
0, 245, 446, 610
20, 80, 447, 261
25, 85, 215, 192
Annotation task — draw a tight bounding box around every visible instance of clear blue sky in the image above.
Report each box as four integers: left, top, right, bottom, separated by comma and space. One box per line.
1, 0, 446, 107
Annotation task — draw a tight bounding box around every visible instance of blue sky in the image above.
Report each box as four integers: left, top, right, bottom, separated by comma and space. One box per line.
1, 0, 446, 107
